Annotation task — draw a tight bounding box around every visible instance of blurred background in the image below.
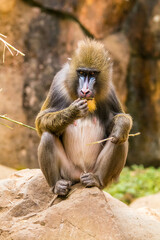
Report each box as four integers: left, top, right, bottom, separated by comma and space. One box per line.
0, 0, 160, 203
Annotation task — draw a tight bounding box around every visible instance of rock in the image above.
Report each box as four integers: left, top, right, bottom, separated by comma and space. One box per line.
124, 0, 160, 166
32, 0, 136, 38
76, 0, 136, 39
130, 193, 160, 210
0, 0, 39, 169
126, 57, 160, 166
124, 0, 160, 58
0, 0, 85, 169
0, 164, 16, 179
32, 0, 77, 14
0, 0, 16, 13
103, 33, 130, 107
0, 169, 160, 240
0, 0, 160, 168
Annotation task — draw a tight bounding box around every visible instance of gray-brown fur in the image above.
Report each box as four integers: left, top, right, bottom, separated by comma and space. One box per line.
36, 99, 88, 136
35, 38, 133, 196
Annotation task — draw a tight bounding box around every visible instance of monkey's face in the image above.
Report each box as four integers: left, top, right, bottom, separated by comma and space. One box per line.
77, 68, 99, 99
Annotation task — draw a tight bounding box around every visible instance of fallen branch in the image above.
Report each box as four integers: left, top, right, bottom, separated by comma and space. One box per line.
88, 132, 141, 145
0, 115, 36, 131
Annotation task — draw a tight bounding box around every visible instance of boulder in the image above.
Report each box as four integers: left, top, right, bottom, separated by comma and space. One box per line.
130, 193, 160, 210
1, 0, 160, 168
0, 169, 160, 240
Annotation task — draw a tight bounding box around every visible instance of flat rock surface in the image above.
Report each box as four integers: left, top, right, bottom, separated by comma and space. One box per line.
0, 169, 160, 240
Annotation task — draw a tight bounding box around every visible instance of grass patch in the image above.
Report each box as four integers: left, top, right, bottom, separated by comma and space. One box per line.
104, 165, 160, 204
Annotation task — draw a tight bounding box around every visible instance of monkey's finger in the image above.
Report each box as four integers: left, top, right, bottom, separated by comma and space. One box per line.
81, 177, 93, 184
83, 106, 89, 112
72, 98, 80, 105
55, 185, 69, 193
79, 103, 88, 109
58, 189, 69, 196
81, 177, 92, 182
59, 182, 71, 188
66, 181, 72, 188
59, 187, 69, 193
80, 178, 89, 184
81, 172, 91, 178
58, 185, 69, 190
81, 179, 94, 186
86, 181, 95, 187
78, 103, 87, 109
74, 98, 81, 103
77, 100, 87, 106
111, 136, 119, 144
56, 180, 70, 187
80, 175, 93, 183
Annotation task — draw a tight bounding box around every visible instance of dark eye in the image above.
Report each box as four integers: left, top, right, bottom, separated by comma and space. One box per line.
79, 71, 86, 77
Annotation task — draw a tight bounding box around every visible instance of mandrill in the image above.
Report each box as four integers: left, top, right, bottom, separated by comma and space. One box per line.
35, 39, 132, 196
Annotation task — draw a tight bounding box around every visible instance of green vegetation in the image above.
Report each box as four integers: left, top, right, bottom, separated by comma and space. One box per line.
105, 165, 160, 204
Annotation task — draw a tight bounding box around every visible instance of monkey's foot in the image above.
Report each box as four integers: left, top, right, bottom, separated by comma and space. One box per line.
53, 180, 72, 196
80, 173, 100, 188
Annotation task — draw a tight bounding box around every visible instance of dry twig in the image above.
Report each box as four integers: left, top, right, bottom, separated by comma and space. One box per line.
0, 34, 27, 129
0, 33, 25, 63
0, 115, 36, 131
88, 132, 141, 145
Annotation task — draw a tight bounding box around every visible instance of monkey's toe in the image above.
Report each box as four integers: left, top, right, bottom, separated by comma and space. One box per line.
53, 179, 71, 196
80, 173, 100, 187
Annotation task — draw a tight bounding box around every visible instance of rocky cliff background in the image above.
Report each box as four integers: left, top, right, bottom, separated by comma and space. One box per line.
0, 0, 160, 169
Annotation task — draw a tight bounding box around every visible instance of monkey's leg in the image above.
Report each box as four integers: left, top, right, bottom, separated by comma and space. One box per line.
38, 132, 81, 195
80, 140, 128, 188
94, 140, 128, 188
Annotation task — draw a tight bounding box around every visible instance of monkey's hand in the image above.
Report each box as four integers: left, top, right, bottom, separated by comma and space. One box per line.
53, 179, 72, 196
80, 172, 100, 188
70, 98, 88, 119
111, 114, 132, 144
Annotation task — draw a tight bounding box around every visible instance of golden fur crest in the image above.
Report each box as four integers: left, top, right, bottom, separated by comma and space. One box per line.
67, 38, 112, 101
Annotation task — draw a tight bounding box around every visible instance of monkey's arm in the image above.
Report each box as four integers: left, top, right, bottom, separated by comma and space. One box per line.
35, 98, 88, 136
111, 113, 132, 144
107, 87, 133, 144
36, 106, 77, 136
